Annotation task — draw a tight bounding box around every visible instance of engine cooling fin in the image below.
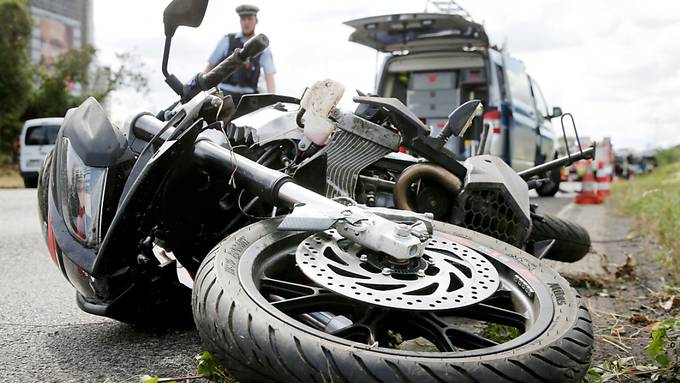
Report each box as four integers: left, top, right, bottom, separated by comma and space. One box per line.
324, 130, 390, 199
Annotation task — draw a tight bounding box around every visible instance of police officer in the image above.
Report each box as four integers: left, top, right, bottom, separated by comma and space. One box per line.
204, 4, 276, 105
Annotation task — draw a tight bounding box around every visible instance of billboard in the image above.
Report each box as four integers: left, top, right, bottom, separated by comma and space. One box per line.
30, 6, 84, 64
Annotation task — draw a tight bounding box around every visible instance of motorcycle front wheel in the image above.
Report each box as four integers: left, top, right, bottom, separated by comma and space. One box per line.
192, 218, 593, 383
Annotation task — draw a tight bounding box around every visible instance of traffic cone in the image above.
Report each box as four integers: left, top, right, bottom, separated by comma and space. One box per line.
596, 160, 612, 198
574, 161, 603, 205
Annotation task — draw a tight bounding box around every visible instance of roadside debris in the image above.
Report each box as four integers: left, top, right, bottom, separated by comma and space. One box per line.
614, 254, 637, 279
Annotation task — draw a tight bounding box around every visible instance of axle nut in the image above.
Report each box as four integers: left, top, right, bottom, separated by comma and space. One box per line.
394, 224, 411, 238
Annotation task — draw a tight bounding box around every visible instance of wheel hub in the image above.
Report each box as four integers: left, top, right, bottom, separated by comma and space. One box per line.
296, 229, 500, 310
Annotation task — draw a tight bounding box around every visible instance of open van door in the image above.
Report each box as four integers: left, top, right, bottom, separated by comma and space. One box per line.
344, 13, 489, 53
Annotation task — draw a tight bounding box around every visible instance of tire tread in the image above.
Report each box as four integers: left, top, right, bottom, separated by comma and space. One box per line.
192, 220, 594, 383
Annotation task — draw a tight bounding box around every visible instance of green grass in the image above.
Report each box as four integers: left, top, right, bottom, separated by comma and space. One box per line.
610, 152, 680, 282
657, 145, 680, 166
0, 164, 22, 188
482, 323, 521, 343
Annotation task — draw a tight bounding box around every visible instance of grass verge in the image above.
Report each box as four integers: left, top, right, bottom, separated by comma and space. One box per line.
610, 156, 680, 283
0, 164, 23, 188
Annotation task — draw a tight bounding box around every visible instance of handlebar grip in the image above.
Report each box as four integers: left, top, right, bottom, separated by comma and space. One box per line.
238, 33, 269, 60
197, 33, 269, 91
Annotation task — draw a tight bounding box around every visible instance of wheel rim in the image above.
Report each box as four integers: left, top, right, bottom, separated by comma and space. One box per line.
238, 229, 554, 357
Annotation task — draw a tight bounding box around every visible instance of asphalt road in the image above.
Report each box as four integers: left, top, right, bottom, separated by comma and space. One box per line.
0, 187, 573, 382
0, 189, 200, 382
529, 181, 580, 216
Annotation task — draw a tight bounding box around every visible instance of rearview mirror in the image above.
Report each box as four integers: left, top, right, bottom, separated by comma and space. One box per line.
163, 0, 209, 37
549, 106, 563, 119
440, 100, 484, 140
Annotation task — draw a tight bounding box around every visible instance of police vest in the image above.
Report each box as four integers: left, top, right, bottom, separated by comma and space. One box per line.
222, 33, 262, 91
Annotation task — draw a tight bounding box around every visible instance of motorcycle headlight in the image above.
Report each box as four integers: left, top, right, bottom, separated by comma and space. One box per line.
58, 137, 107, 247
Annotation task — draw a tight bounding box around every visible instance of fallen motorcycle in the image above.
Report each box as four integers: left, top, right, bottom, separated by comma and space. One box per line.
37, 1, 593, 382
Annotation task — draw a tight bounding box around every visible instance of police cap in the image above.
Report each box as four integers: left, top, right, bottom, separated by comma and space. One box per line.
235, 4, 259, 16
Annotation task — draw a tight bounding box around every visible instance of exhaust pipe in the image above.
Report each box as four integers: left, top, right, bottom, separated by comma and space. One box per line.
394, 163, 463, 212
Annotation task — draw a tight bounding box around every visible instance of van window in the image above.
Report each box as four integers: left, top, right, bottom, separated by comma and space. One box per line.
495, 64, 506, 100
505, 60, 533, 112
25, 125, 60, 146
530, 79, 549, 117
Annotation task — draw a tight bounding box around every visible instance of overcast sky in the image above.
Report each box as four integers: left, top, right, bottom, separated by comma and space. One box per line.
94, 1, 680, 151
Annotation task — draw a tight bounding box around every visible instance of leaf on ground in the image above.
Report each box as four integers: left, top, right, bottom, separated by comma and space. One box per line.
561, 272, 608, 288
610, 326, 626, 336
647, 323, 671, 368
599, 252, 611, 274
630, 313, 653, 325
661, 295, 679, 311
139, 375, 159, 383
195, 351, 228, 379
614, 254, 636, 279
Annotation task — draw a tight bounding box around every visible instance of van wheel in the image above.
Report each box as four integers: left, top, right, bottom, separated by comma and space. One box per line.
536, 167, 561, 197
23, 176, 38, 188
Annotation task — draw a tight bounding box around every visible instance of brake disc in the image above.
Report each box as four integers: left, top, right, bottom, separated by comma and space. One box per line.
296, 229, 500, 310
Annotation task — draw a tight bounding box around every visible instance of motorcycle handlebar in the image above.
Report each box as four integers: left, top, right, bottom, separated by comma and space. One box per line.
132, 113, 173, 141
197, 33, 269, 92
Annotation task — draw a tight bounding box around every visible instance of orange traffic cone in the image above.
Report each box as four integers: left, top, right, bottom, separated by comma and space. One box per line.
574, 161, 603, 205
596, 160, 611, 197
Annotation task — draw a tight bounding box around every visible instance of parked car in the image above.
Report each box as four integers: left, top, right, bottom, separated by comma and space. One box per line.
345, 12, 564, 195
19, 118, 63, 188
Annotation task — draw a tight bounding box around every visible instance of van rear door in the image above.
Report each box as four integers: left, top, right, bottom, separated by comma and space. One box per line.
344, 13, 488, 53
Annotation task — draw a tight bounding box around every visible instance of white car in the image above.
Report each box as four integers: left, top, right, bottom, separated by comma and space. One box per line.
19, 118, 63, 188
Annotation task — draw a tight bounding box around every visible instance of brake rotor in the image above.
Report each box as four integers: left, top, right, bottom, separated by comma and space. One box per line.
296, 229, 500, 310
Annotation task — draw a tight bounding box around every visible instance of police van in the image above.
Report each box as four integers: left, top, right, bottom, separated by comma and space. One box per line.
345, 12, 564, 196
19, 118, 63, 188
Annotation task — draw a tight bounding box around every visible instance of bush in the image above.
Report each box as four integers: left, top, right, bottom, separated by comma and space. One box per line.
0, 0, 32, 159
656, 145, 680, 167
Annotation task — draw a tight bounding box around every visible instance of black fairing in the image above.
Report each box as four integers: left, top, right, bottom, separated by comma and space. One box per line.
91, 119, 206, 278
61, 97, 133, 167
44, 97, 135, 301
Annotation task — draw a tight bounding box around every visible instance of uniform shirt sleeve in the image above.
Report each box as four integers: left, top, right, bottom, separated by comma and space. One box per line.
208, 36, 230, 66
260, 47, 276, 75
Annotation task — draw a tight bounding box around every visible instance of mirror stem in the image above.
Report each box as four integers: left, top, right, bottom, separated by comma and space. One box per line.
162, 36, 184, 96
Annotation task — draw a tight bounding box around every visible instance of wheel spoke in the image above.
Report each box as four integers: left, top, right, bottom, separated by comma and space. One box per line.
481, 287, 513, 308
456, 303, 527, 328
409, 312, 500, 351
445, 327, 498, 349
271, 292, 356, 316
330, 324, 374, 344
260, 276, 319, 298
407, 313, 456, 351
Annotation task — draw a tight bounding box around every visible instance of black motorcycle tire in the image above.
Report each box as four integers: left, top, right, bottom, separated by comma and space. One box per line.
535, 167, 561, 197
531, 214, 591, 263
193, 218, 593, 383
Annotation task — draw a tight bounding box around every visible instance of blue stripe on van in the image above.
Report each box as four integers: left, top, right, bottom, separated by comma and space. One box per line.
512, 105, 534, 119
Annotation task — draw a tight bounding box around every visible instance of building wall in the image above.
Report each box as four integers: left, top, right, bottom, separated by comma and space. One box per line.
28, 0, 93, 64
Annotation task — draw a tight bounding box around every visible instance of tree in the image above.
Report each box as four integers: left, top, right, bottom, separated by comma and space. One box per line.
0, 0, 148, 162
0, 0, 32, 161
23, 46, 149, 122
